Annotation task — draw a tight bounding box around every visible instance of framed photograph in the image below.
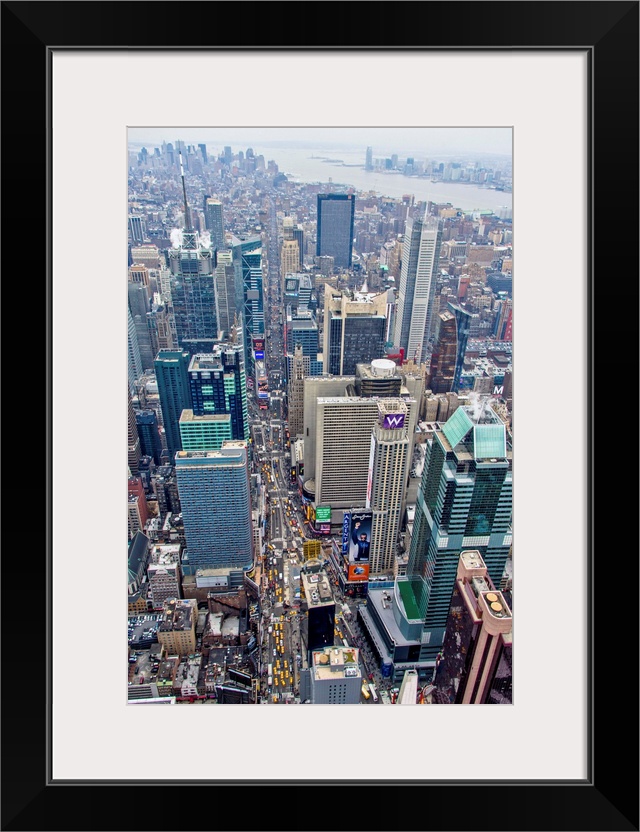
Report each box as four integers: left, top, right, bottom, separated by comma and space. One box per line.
3, 2, 637, 830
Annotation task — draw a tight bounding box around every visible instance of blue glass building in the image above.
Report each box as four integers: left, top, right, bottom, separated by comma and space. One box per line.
175, 445, 254, 572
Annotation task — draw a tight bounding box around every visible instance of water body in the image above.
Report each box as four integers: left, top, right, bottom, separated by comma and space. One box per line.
270, 147, 512, 213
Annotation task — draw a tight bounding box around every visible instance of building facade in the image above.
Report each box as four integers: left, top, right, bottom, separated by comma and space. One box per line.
316, 193, 355, 269
394, 213, 443, 363
154, 349, 193, 462
175, 444, 254, 573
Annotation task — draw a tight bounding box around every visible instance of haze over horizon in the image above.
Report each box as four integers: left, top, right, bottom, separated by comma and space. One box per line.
128, 127, 512, 160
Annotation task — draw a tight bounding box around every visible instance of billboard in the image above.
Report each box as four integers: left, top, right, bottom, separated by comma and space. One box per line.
341, 512, 351, 557
254, 350, 265, 360
347, 563, 370, 582
316, 523, 331, 535
347, 510, 372, 564
252, 337, 265, 351
315, 505, 331, 523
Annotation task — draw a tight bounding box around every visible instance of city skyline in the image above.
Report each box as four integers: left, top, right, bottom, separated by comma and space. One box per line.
127, 127, 513, 705
128, 126, 513, 159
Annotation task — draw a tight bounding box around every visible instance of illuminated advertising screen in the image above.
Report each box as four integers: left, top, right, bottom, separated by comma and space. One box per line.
315, 505, 331, 523
341, 512, 351, 556
347, 563, 370, 582
254, 350, 265, 360
347, 510, 372, 564
252, 337, 265, 351
316, 522, 331, 535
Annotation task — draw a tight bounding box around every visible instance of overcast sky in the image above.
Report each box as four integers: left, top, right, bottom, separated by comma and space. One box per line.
128, 127, 512, 159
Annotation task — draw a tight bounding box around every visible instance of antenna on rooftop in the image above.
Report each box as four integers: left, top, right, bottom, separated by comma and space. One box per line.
178, 142, 193, 232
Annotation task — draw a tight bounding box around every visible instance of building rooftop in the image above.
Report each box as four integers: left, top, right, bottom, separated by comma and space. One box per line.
180, 410, 231, 424
158, 598, 196, 633
301, 569, 334, 608
312, 645, 361, 681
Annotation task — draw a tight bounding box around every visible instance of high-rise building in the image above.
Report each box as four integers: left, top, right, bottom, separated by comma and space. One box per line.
187, 347, 248, 441
301, 563, 335, 655
354, 358, 403, 398
128, 306, 143, 394
128, 477, 148, 538
154, 350, 193, 462
128, 389, 141, 475
367, 400, 411, 575
204, 198, 225, 249
323, 287, 388, 375
429, 302, 472, 394
365, 146, 373, 171
316, 193, 355, 268
128, 214, 145, 245
280, 240, 300, 284
175, 444, 254, 573
128, 264, 151, 299
309, 645, 362, 704
433, 549, 512, 704
179, 410, 232, 451
397, 401, 512, 667
168, 229, 217, 346
135, 410, 163, 465
213, 249, 236, 337
232, 236, 264, 372
394, 213, 443, 363
128, 283, 155, 369
314, 392, 418, 511
285, 312, 321, 380
288, 345, 306, 438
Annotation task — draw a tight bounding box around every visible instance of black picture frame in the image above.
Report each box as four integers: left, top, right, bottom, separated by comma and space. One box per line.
2, 2, 638, 830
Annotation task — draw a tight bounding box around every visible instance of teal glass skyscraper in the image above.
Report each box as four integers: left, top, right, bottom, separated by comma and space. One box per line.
175, 444, 254, 572
154, 349, 192, 462
232, 236, 264, 374
395, 401, 512, 665
187, 345, 249, 441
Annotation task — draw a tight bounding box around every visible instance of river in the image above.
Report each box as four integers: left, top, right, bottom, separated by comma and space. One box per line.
269, 147, 512, 213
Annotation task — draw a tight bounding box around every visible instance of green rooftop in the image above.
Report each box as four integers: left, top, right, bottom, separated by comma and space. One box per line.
473, 424, 507, 459
398, 580, 422, 620
442, 407, 473, 449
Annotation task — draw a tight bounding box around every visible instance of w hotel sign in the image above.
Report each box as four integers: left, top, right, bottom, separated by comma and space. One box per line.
380, 412, 405, 430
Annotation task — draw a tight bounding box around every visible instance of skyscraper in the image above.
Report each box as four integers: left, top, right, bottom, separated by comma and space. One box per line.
213, 249, 236, 337
394, 213, 443, 363
135, 410, 163, 465
398, 401, 512, 665
128, 388, 141, 475
280, 240, 300, 285
231, 236, 264, 373
288, 345, 306, 438
128, 306, 143, 394
365, 146, 373, 171
323, 287, 388, 375
128, 214, 145, 245
314, 391, 418, 511
175, 444, 254, 572
367, 400, 411, 575
154, 349, 193, 462
316, 193, 355, 268
433, 549, 512, 704
168, 230, 217, 347
429, 302, 472, 394
204, 198, 225, 249
187, 347, 248, 441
